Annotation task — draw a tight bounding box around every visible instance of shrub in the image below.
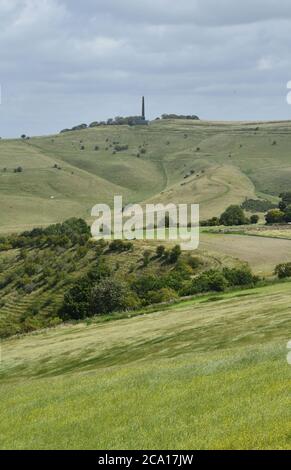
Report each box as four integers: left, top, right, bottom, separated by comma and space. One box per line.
60, 278, 91, 320
156, 245, 166, 258
114, 144, 129, 152
86, 262, 111, 283
164, 270, 189, 291
180, 270, 227, 296
132, 275, 164, 298
250, 214, 259, 224
279, 192, 291, 209
283, 205, 291, 223
222, 266, 256, 287
265, 209, 285, 224
108, 239, 133, 252
24, 262, 37, 276
220, 205, 247, 226
241, 199, 276, 213
274, 263, 291, 279
90, 279, 135, 315
200, 217, 220, 227
146, 288, 178, 305
185, 255, 202, 270
168, 245, 182, 263
174, 260, 193, 277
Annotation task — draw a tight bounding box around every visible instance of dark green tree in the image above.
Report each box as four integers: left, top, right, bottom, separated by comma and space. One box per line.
90, 279, 134, 315
265, 209, 285, 224
219, 205, 247, 226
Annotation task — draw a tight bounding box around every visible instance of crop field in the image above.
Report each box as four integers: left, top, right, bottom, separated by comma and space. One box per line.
1, 281, 291, 449
199, 232, 291, 276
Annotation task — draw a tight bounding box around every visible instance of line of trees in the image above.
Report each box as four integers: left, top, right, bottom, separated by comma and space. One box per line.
200, 205, 259, 227
160, 114, 200, 120
60, 116, 147, 133
201, 193, 291, 227
0, 218, 90, 251
60, 113, 200, 133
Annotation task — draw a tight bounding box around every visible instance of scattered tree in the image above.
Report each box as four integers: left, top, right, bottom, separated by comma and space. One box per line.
219, 205, 247, 226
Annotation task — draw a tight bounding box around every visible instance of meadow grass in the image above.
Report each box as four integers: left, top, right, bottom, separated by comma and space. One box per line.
1, 281, 291, 449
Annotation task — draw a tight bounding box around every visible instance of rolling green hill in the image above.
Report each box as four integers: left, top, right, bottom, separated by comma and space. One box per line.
1, 281, 290, 449
1, 119, 291, 233
1, 120, 291, 450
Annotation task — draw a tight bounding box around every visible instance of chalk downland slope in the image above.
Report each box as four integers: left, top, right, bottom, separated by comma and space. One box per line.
1, 119, 291, 232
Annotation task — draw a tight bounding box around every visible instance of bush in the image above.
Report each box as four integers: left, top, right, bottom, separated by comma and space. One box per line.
108, 240, 133, 252
274, 263, 291, 279
60, 278, 91, 320
220, 205, 247, 226
174, 260, 193, 277
241, 199, 276, 213
200, 217, 220, 227
168, 245, 182, 263
132, 275, 164, 298
90, 279, 136, 315
186, 255, 202, 270
163, 271, 189, 291
86, 262, 111, 282
156, 245, 166, 258
114, 144, 129, 152
283, 205, 291, 223
146, 288, 178, 305
180, 270, 227, 296
222, 266, 256, 287
279, 192, 291, 210
265, 209, 285, 224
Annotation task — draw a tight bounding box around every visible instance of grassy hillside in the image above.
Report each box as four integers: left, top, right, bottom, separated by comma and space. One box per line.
1, 119, 291, 233
1, 119, 291, 451
1, 220, 246, 338
1, 281, 290, 449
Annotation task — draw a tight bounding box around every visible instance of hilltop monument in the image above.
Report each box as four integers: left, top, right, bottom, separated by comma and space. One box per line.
129, 96, 148, 125
142, 96, 145, 120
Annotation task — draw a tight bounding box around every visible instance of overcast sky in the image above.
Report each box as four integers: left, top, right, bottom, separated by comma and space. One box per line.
1, 0, 291, 137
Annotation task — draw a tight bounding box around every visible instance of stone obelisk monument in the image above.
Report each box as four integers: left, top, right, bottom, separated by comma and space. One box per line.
142, 96, 145, 120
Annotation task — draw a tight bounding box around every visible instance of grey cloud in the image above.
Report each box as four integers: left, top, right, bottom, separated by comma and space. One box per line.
0, 0, 291, 137
64, 0, 291, 26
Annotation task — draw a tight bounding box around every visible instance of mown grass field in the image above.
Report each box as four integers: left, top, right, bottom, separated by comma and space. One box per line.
2, 119, 291, 233
1, 281, 291, 449
199, 232, 291, 276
